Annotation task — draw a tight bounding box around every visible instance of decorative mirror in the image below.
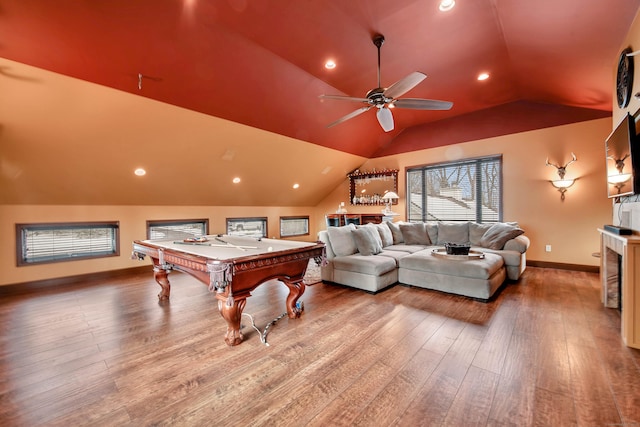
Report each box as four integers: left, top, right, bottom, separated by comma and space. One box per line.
348, 169, 398, 205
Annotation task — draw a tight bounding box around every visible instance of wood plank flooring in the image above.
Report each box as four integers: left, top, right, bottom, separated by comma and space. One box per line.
1, 266, 639, 426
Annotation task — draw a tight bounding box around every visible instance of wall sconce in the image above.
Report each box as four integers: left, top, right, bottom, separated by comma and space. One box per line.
381, 191, 399, 215
546, 152, 577, 201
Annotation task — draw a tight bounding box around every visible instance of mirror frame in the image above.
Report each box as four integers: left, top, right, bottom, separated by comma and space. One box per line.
348, 169, 398, 206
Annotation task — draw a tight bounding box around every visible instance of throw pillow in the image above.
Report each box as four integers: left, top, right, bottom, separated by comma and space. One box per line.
436, 221, 470, 245
372, 223, 394, 247
326, 224, 358, 257
362, 223, 384, 248
480, 223, 525, 250
386, 221, 404, 244
399, 222, 431, 245
425, 222, 438, 243
469, 222, 492, 246
352, 227, 383, 256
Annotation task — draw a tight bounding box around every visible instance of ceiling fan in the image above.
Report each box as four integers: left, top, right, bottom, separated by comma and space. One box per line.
320, 34, 453, 132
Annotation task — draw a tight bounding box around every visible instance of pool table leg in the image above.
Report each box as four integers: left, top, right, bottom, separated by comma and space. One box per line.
283, 279, 305, 318
217, 297, 247, 346
153, 266, 171, 301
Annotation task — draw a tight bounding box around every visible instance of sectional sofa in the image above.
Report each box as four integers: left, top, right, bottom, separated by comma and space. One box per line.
317, 221, 529, 300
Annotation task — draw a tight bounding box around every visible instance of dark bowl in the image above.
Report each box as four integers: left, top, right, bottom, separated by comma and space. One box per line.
444, 242, 471, 255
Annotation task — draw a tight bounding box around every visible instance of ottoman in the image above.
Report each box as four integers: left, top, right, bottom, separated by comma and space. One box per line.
398, 250, 506, 301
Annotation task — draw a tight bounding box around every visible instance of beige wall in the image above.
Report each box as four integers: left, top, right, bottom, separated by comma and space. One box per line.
316, 118, 613, 267
0, 205, 321, 286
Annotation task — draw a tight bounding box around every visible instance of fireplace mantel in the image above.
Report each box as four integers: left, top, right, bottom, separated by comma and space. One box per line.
598, 228, 640, 349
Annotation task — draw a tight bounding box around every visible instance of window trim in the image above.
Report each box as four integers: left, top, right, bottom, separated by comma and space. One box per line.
16, 221, 120, 267
146, 218, 209, 240
279, 216, 310, 238
406, 154, 503, 223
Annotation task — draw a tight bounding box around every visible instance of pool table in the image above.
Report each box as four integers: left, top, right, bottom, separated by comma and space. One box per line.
132, 235, 325, 346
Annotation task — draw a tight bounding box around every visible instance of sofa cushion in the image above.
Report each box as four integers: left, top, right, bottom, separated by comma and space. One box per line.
377, 249, 411, 265
352, 226, 383, 256
383, 244, 430, 253
386, 221, 404, 244
400, 222, 431, 245
469, 222, 493, 246
326, 224, 357, 256
332, 254, 397, 275
399, 251, 504, 280
371, 223, 394, 247
478, 247, 523, 267
480, 223, 525, 250
425, 222, 438, 243
436, 221, 469, 245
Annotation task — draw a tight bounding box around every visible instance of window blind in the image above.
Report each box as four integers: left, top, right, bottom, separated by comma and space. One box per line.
18, 222, 119, 265
280, 217, 309, 237
407, 155, 502, 223
147, 220, 208, 240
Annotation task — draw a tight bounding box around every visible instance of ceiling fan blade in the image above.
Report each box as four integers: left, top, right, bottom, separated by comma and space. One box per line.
383, 71, 427, 99
376, 107, 394, 132
393, 98, 453, 110
319, 94, 370, 104
326, 106, 371, 128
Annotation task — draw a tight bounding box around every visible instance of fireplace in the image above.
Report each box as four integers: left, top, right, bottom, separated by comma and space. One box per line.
602, 247, 621, 309
598, 228, 640, 349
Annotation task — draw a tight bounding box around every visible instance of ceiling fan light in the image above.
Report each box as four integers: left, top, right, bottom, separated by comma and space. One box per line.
376, 107, 394, 132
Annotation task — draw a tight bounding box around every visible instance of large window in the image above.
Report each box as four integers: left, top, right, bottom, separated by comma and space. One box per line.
407, 155, 502, 222
16, 222, 120, 266
147, 219, 209, 240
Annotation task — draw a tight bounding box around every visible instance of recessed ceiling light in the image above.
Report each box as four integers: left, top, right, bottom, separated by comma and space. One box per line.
292, 183, 300, 189
325, 60, 336, 69
134, 168, 146, 176
477, 72, 490, 81
232, 177, 241, 184
439, 0, 455, 12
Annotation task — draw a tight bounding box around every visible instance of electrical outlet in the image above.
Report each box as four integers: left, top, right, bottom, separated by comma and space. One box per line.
545, 245, 552, 252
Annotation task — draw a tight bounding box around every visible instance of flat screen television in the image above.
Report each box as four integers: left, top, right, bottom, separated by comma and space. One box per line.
605, 113, 640, 198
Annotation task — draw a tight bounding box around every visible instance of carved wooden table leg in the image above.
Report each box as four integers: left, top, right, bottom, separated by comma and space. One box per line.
217, 297, 247, 346
283, 280, 305, 318
153, 266, 171, 301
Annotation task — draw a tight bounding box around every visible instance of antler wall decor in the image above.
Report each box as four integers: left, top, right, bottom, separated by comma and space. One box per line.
546, 152, 577, 201
545, 152, 576, 179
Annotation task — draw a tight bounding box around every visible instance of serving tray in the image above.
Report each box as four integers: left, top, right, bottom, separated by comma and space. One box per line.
431, 249, 485, 260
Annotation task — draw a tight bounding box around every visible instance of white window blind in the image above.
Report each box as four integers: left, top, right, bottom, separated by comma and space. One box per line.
407, 155, 502, 223
147, 219, 208, 240
280, 216, 309, 237
17, 222, 119, 265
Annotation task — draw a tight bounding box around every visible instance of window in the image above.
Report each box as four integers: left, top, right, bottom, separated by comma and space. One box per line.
280, 216, 309, 237
226, 217, 267, 238
147, 219, 209, 240
16, 222, 119, 266
407, 155, 502, 222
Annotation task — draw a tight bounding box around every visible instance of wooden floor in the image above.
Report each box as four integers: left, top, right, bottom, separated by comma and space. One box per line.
1, 266, 639, 426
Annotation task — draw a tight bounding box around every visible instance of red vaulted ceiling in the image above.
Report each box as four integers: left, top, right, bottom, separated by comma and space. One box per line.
1, 0, 639, 158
